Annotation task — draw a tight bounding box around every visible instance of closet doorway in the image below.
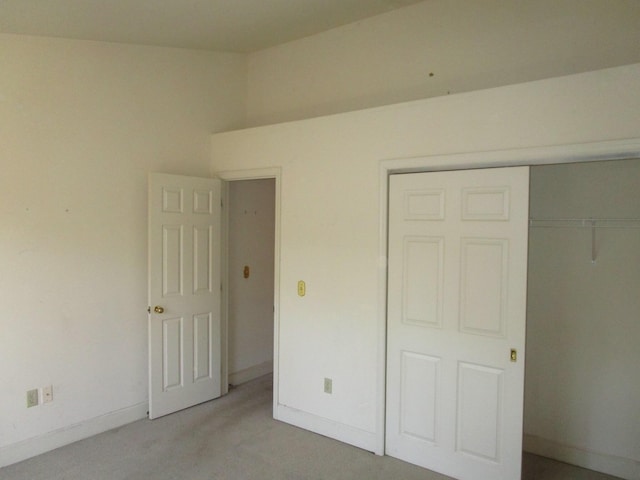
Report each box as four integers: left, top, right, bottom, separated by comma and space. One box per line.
524, 159, 640, 480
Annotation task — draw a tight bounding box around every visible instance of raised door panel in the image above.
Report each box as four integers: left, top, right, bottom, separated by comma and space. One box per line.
163, 317, 183, 391
193, 189, 213, 215
162, 187, 184, 213
162, 225, 184, 297
193, 226, 212, 295
403, 237, 444, 328
462, 187, 510, 221
400, 352, 440, 444
459, 238, 508, 337
456, 362, 504, 462
193, 313, 212, 381
404, 189, 446, 220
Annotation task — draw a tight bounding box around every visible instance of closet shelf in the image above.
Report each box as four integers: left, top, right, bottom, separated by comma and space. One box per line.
529, 218, 640, 229
529, 217, 640, 264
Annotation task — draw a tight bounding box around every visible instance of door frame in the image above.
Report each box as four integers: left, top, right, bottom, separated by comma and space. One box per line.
376, 138, 640, 455
215, 167, 281, 416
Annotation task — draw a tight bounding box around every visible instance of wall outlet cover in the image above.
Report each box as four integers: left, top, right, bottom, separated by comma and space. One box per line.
43, 385, 53, 403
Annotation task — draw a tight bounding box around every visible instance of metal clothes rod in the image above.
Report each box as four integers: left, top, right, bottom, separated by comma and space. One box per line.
529, 218, 640, 229
528, 218, 640, 264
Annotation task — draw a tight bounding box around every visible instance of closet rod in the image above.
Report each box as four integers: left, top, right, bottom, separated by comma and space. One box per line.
529, 218, 640, 229
529, 217, 640, 264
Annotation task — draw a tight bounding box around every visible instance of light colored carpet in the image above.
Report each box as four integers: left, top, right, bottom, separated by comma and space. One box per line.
521, 453, 623, 480
1, 374, 622, 480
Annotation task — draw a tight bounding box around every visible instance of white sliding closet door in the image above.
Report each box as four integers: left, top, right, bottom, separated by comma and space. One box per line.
386, 167, 529, 480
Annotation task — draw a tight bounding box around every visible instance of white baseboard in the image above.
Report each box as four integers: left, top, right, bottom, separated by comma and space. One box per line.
523, 434, 639, 480
0, 402, 147, 468
275, 404, 377, 453
228, 361, 273, 386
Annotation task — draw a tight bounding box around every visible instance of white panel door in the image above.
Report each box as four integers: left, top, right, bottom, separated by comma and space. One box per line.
386, 167, 529, 480
148, 173, 222, 419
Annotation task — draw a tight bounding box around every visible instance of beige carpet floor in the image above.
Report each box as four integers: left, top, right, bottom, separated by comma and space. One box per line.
1, 375, 622, 480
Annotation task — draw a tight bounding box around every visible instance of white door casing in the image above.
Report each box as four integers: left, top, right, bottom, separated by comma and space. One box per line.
148, 173, 222, 419
386, 167, 529, 480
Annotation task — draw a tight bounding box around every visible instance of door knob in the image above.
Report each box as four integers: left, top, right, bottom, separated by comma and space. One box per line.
154, 306, 165, 314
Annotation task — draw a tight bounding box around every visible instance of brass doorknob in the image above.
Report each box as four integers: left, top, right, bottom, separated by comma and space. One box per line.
154, 306, 165, 314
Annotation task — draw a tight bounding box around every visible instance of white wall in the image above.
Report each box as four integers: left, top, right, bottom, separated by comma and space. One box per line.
211, 64, 640, 465
0, 33, 246, 464
525, 160, 640, 478
246, 0, 640, 126
228, 179, 275, 385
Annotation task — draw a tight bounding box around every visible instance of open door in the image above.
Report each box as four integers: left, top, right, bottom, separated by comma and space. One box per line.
148, 173, 222, 419
385, 167, 529, 479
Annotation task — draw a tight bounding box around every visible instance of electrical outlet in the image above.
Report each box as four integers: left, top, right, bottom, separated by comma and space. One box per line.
324, 377, 332, 394
27, 389, 39, 408
43, 385, 53, 403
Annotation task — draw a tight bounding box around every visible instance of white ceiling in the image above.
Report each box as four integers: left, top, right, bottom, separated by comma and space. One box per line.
0, 0, 423, 53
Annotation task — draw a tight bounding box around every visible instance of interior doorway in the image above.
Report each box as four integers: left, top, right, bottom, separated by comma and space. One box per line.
224, 178, 277, 391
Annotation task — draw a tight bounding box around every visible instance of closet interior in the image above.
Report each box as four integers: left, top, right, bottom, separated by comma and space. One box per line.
524, 158, 640, 479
